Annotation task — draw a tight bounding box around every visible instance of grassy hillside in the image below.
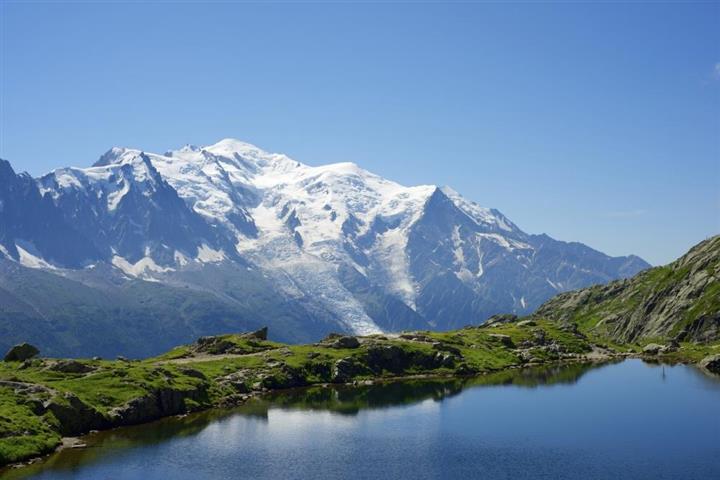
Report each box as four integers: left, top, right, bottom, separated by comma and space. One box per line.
533, 235, 720, 344
0, 261, 330, 358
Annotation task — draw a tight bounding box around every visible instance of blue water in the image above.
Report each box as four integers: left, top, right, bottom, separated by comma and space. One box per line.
7, 360, 720, 479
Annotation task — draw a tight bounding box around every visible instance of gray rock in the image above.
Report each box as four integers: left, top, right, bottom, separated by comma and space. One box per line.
484, 314, 518, 327
332, 357, 367, 383
329, 336, 360, 349
517, 320, 537, 327
109, 385, 207, 425
399, 333, 433, 342
245, 327, 268, 341
47, 360, 95, 374
43, 392, 108, 436
4, 343, 39, 362
699, 354, 720, 374
642, 343, 666, 355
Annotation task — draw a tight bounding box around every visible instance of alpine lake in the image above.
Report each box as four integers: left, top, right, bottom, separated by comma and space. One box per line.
4, 359, 719, 480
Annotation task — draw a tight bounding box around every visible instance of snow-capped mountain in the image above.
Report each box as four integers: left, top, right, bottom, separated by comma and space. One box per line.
0, 139, 650, 354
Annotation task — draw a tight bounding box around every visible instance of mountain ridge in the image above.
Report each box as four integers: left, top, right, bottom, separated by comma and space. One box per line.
0, 139, 651, 355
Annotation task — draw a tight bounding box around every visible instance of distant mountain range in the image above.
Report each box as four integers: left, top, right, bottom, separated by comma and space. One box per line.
0, 139, 650, 357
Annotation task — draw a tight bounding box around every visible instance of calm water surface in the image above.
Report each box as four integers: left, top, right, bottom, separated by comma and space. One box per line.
5, 360, 720, 480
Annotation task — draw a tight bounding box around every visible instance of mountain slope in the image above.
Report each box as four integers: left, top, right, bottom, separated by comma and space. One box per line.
0, 139, 651, 353
0, 260, 329, 358
533, 235, 720, 343
0, 160, 101, 268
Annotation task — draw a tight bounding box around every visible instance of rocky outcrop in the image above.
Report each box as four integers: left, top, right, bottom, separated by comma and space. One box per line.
4, 343, 39, 362
534, 236, 720, 344
43, 392, 109, 436
191, 329, 271, 356
108, 385, 208, 426
245, 327, 268, 341
642, 344, 666, 355
328, 336, 360, 349
699, 354, 720, 374
484, 314, 518, 327
46, 360, 95, 374
365, 344, 460, 375
332, 357, 370, 383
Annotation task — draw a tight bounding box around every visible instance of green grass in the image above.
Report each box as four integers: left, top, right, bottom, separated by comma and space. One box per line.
0, 387, 61, 465
1, 317, 716, 468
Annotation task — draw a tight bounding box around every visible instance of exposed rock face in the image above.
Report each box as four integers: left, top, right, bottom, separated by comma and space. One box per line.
109, 385, 208, 426
193, 337, 236, 355
332, 357, 370, 383
4, 343, 39, 362
365, 344, 460, 374
46, 360, 95, 374
43, 392, 109, 436
534, 236, 720, 343
699, 354, 720, 374
245, 327, 268, 341
484, 314, 518, 326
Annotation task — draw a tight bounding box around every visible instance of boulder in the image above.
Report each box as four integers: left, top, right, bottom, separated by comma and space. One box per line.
517, 320, 537, 327
642, 343, 666, 355
4, 343, 39, 362
329, 336, 360, 349
399, 333, 433, 342
47, 360, 95, 374
699, 354, 720, 374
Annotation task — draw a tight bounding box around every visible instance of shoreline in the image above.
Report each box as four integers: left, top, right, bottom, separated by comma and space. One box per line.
5, 349, 702, 473
3, 321, 718, 472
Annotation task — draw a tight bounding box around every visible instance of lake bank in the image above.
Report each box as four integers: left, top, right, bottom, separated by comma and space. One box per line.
5, 360, 720, 480
2, 320, 719, 469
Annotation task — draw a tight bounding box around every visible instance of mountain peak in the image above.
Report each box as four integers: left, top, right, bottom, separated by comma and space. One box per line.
202, 138, 266, 157
94, 147, 141, 167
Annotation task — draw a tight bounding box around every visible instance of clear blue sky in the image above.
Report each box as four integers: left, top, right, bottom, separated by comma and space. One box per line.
1, 1, 718, 265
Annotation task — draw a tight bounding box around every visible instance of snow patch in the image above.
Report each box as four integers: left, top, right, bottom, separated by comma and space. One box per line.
16, 242, 57, 270
196, 245, 226, 263
112, 255, 173, 277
